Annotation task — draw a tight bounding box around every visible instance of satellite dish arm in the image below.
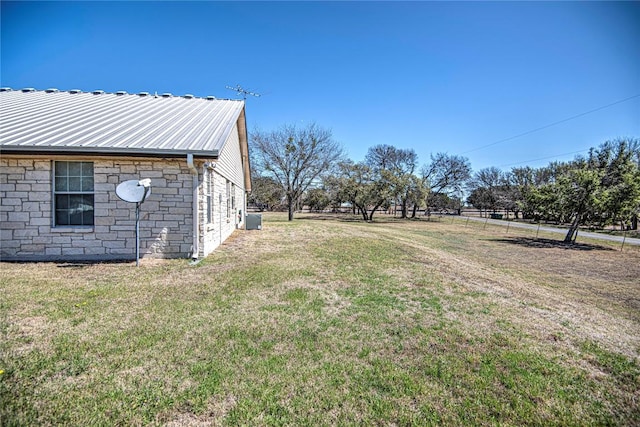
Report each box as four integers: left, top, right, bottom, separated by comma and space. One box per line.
138, 179, 151, 203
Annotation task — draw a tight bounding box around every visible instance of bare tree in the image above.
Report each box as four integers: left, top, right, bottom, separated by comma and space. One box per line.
422, 153, 471, 214
251, 123, 344, 221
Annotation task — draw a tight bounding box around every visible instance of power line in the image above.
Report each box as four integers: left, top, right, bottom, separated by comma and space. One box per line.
497, 148, 591, 168
460, 94, 640, 155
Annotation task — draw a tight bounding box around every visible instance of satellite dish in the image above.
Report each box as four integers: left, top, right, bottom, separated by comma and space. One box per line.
116, 179, 151, 203
115, 179, 152, 266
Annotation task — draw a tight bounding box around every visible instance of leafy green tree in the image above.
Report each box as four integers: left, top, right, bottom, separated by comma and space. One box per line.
466, 167, 504, 215
524, 138, 640, 242
303, 187, 331, 212
510, 166, 537, 219
557, 163, 603, 242
467, 187, 495, 214
588, 138, 640, 229
248, 175, 285, 211
323, 160, 357, 214
365, 144, 419, 219
429, 193, 462, 212
406, 174, 429, 218
325, 160, 394, 221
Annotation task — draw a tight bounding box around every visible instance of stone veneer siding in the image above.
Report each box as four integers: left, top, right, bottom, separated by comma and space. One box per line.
0, 156, 197, 261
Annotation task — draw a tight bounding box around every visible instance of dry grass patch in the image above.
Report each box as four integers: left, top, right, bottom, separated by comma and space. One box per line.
2, 212, 639, 425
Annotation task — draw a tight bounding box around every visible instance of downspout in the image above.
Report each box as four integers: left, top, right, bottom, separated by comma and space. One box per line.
187, 153, 199, 260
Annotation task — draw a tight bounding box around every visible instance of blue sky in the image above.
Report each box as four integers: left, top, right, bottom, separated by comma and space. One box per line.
2, 1, 639, 172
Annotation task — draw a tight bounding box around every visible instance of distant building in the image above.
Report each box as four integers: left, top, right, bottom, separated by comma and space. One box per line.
0, 88, 251, 261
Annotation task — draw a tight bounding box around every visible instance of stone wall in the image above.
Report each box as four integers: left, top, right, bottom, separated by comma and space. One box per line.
0, 156, 195, 261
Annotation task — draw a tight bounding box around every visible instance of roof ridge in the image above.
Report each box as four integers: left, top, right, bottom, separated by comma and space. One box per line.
0, 87, 242, 102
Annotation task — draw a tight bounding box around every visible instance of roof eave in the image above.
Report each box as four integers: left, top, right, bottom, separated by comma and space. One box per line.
0, 145, 220, 158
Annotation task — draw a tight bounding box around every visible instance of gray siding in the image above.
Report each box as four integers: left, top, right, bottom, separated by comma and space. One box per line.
216, 122, 246, 188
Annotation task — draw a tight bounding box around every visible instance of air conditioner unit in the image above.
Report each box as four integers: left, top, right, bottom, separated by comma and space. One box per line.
245, 214, 262, 230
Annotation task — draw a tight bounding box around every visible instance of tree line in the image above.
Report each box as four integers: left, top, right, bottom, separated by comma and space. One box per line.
250, 123, 640, 242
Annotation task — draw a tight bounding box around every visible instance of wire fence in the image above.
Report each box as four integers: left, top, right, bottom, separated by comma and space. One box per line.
426, 212, 638, 252
258, 206, 639, 251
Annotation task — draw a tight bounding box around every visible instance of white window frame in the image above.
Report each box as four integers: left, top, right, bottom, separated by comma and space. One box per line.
231, 183, 236, 211
226, 179, 231, 219
53, 161, 95, 227
206, 169, 214, 224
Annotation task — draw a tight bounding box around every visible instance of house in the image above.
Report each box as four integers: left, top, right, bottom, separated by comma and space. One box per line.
0, 88, 251, 261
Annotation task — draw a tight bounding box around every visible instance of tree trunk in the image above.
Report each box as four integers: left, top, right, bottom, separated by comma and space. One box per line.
355, 203, 369, 221
369, 202, 383, 221
632, 214, 638, 230
287, 195, 294, 221
411, 203, 418, 218
564, 214, 580, 243
400, 200, 408, 219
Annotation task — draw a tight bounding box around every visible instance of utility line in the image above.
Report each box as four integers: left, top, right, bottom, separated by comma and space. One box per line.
459, 93, 640, 155
497, 148, 590, 168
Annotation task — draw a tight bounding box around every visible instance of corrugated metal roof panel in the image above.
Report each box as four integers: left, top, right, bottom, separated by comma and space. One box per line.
0, 90, 245, 157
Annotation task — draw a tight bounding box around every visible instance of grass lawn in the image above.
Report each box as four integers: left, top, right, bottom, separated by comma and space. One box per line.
2, 212, 639, 426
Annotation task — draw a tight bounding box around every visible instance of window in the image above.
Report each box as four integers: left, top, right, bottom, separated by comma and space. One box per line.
54, 161, 94, 226
226, 179, 231, 219
231, 183, 236, 211
206, 170, 214, 224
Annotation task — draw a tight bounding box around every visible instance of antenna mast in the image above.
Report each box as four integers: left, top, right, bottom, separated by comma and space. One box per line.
226, 84, 261, 100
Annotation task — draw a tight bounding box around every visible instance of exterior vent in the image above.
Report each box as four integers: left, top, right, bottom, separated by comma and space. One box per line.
69, 89, 82, 94
161, 93, 172, 98
0, 87, 13, 92
92, 90, 105, 95
45, 88, 59, 93
116, 91, 128, 96
138, 92, 150, 97
182, 94, 194, 99
21, 88, 36, 92
206, 96, 216, 100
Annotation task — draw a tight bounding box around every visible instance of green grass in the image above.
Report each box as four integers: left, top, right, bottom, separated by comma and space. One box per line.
1, 212, 639, 425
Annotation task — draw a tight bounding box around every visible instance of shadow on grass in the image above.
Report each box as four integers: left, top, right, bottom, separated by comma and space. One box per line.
0, 259, 136, 267
296, 213, 373, 223
55, 259, 136, 268
490, 237, 615, 252
295, 213, 445, 223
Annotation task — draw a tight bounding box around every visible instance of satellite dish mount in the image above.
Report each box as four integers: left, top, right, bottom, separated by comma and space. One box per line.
116, 179, 152, 266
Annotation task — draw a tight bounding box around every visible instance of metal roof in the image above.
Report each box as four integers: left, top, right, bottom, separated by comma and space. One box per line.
0, 89, 245, 157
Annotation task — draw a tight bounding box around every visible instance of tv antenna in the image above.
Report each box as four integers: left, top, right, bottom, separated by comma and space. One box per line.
226, 84, 261, 100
